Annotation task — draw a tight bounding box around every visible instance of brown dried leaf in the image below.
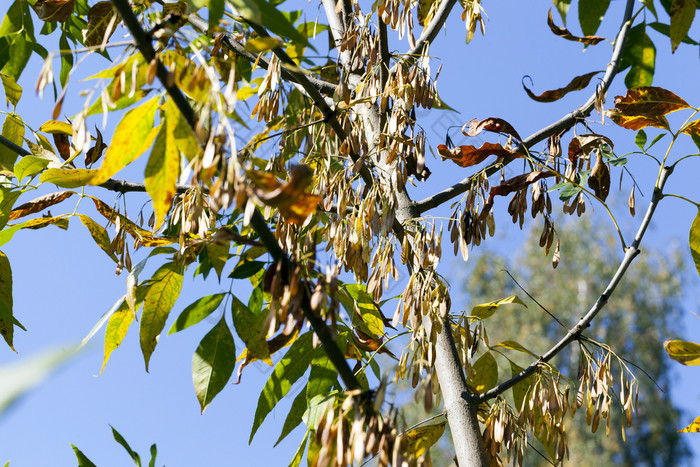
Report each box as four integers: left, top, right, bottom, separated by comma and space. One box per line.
523, 71, 601, 103
609, 86, 691, 117
85, 128, 107, 166
605, 110, 670, 131
247, 165, 321, 225
31, 0, 74, 23
567, 134, 614, 163
547, 9, 605, 45
9, 191, 74, 221
52, 133, 71, 161
588, 156, 610, 201
437, 142, 519, 168
83, 1, 118, 47
463, 117, 522, 142
681, 119, 700, 137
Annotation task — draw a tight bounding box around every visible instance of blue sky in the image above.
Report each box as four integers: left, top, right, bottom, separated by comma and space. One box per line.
1, 0, 700, 465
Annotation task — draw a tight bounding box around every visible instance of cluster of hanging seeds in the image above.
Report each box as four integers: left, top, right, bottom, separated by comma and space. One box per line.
448, 173, 495, 261
251, 54, 282, 122
481, 398, 528, 466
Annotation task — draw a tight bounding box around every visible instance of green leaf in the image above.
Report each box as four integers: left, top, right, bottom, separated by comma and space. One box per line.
670, 0, 696, 53
578, 0, 610, 36
193, 316, 237, 412
91, 96, 161, 185
664, 339, 700, 365
40, 168, 97, 188
509, 361, 533, 411
0, 113, 24, 171
111, 426, 142, 467
492, 340, 538, 358
0, 72, 22, 107
276, 384, 308, 446
647, 132, 666, 150
302, 392, 336, 429
469, 351, 498, 393
340, 283, 384, 336
168, 293, 226, 334
231, 294, 269, 361
471, 295, 526, 320
102, 301, 135, 373
0, 187, 21, 230
289, 430, 309, 467
71, 446, 98, 467
0, 250, 15, 350
144, 125, 178, 230
59, 32, 73, 87
0, 2, 33, 80
148, 444, 157, 467
648, 21, 699, 45
250, 331, 315, 442
229, 260, 266, 279
619, 24, 655, 88
689, 209, 700, 280
13, 156, 50, 182
140, 262, 183, 371
635, 129, 647, 150
210, 0, 225, 29
248, 0, 308, 46
552, 0, 572, 24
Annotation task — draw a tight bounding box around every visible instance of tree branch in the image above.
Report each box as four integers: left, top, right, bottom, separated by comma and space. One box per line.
414, 0, 635, 214
110, 0, 363, 391
478, 164, 674, 402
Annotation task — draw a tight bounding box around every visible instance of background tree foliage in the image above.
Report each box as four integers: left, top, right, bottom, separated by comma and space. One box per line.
462, 219, 691, 466
1, 0, 700, 465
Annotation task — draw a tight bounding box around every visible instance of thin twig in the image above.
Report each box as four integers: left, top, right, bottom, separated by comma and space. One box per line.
501, 269, 566, 329
414, 0, 636, 214
478, 164, 674, 402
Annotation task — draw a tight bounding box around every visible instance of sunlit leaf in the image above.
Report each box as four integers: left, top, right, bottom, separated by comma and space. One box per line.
39, 120, 73, 135
140, 262, 183, 371
91, 96, 161, 185
144, 125, 179, 230
231, 294, 269, 362
9, 191, 74, 221
471, 296, 526, 320
111, 426, 141, 466
523, 71, 601, 103
469, 351, 498, 393
168, 293, 226, 334
0, 187, 21, 230
687, 209, 700, 272
609, 86, 690, 117
552, 0, 571, 24
679, 416, 700, 433
0, 113, 24, 171
606, 111, 669, 130
547, 9, 604, 45
670, 0, 696, 53
102, 301, 135, 373
510, 361, 533, 410
77, 214, 117, 261
619, 24, 656, 88
405, 421, 447, 459
277, 386, 308, 446
245, 36, 282, 53
437, 142, 519, 168
250, 331, 315, 442
635, 129, 647, 149
341, 283, 384, 336
0, 3, 33, 80
247, 165, 321, 224
0, 72, 22, 107
664, 339, 700, 365
648, 21, 698, 45
193, 316, 236, 412
71, 445, 98, 467
40, 168, 98, 188
13, 156, 50, 182
493, 340, 538, 358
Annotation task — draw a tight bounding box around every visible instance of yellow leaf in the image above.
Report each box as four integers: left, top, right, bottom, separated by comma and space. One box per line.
165, 98, 200, 160
145, 126, 178, 230
679, 416, 700, 433
471, 295, 526, 320
405, 421, 446, 459
469, 351, 498, 393
664, 339, 700, 365
248, 165, 321, 225
39, 120, 73, 135
101, 301, 134, 373
245, 37, 281, 53
40, 168, 97, 188
90, 96, 161, 185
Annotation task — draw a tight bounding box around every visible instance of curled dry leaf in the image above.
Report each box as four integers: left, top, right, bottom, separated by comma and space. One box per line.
85, 128, 108, 166
588, 156, 610, 201
437, 142, 519, 168
9, 191, 74, 221
247, 164, 321, 225
482, 171, 554, 214
606, 111, 670, 131
547, 9, 605, 45
523, 71, 601, 103
463, 117, 522, 142
681, 119, 700, 137
567, 134, 614, 163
